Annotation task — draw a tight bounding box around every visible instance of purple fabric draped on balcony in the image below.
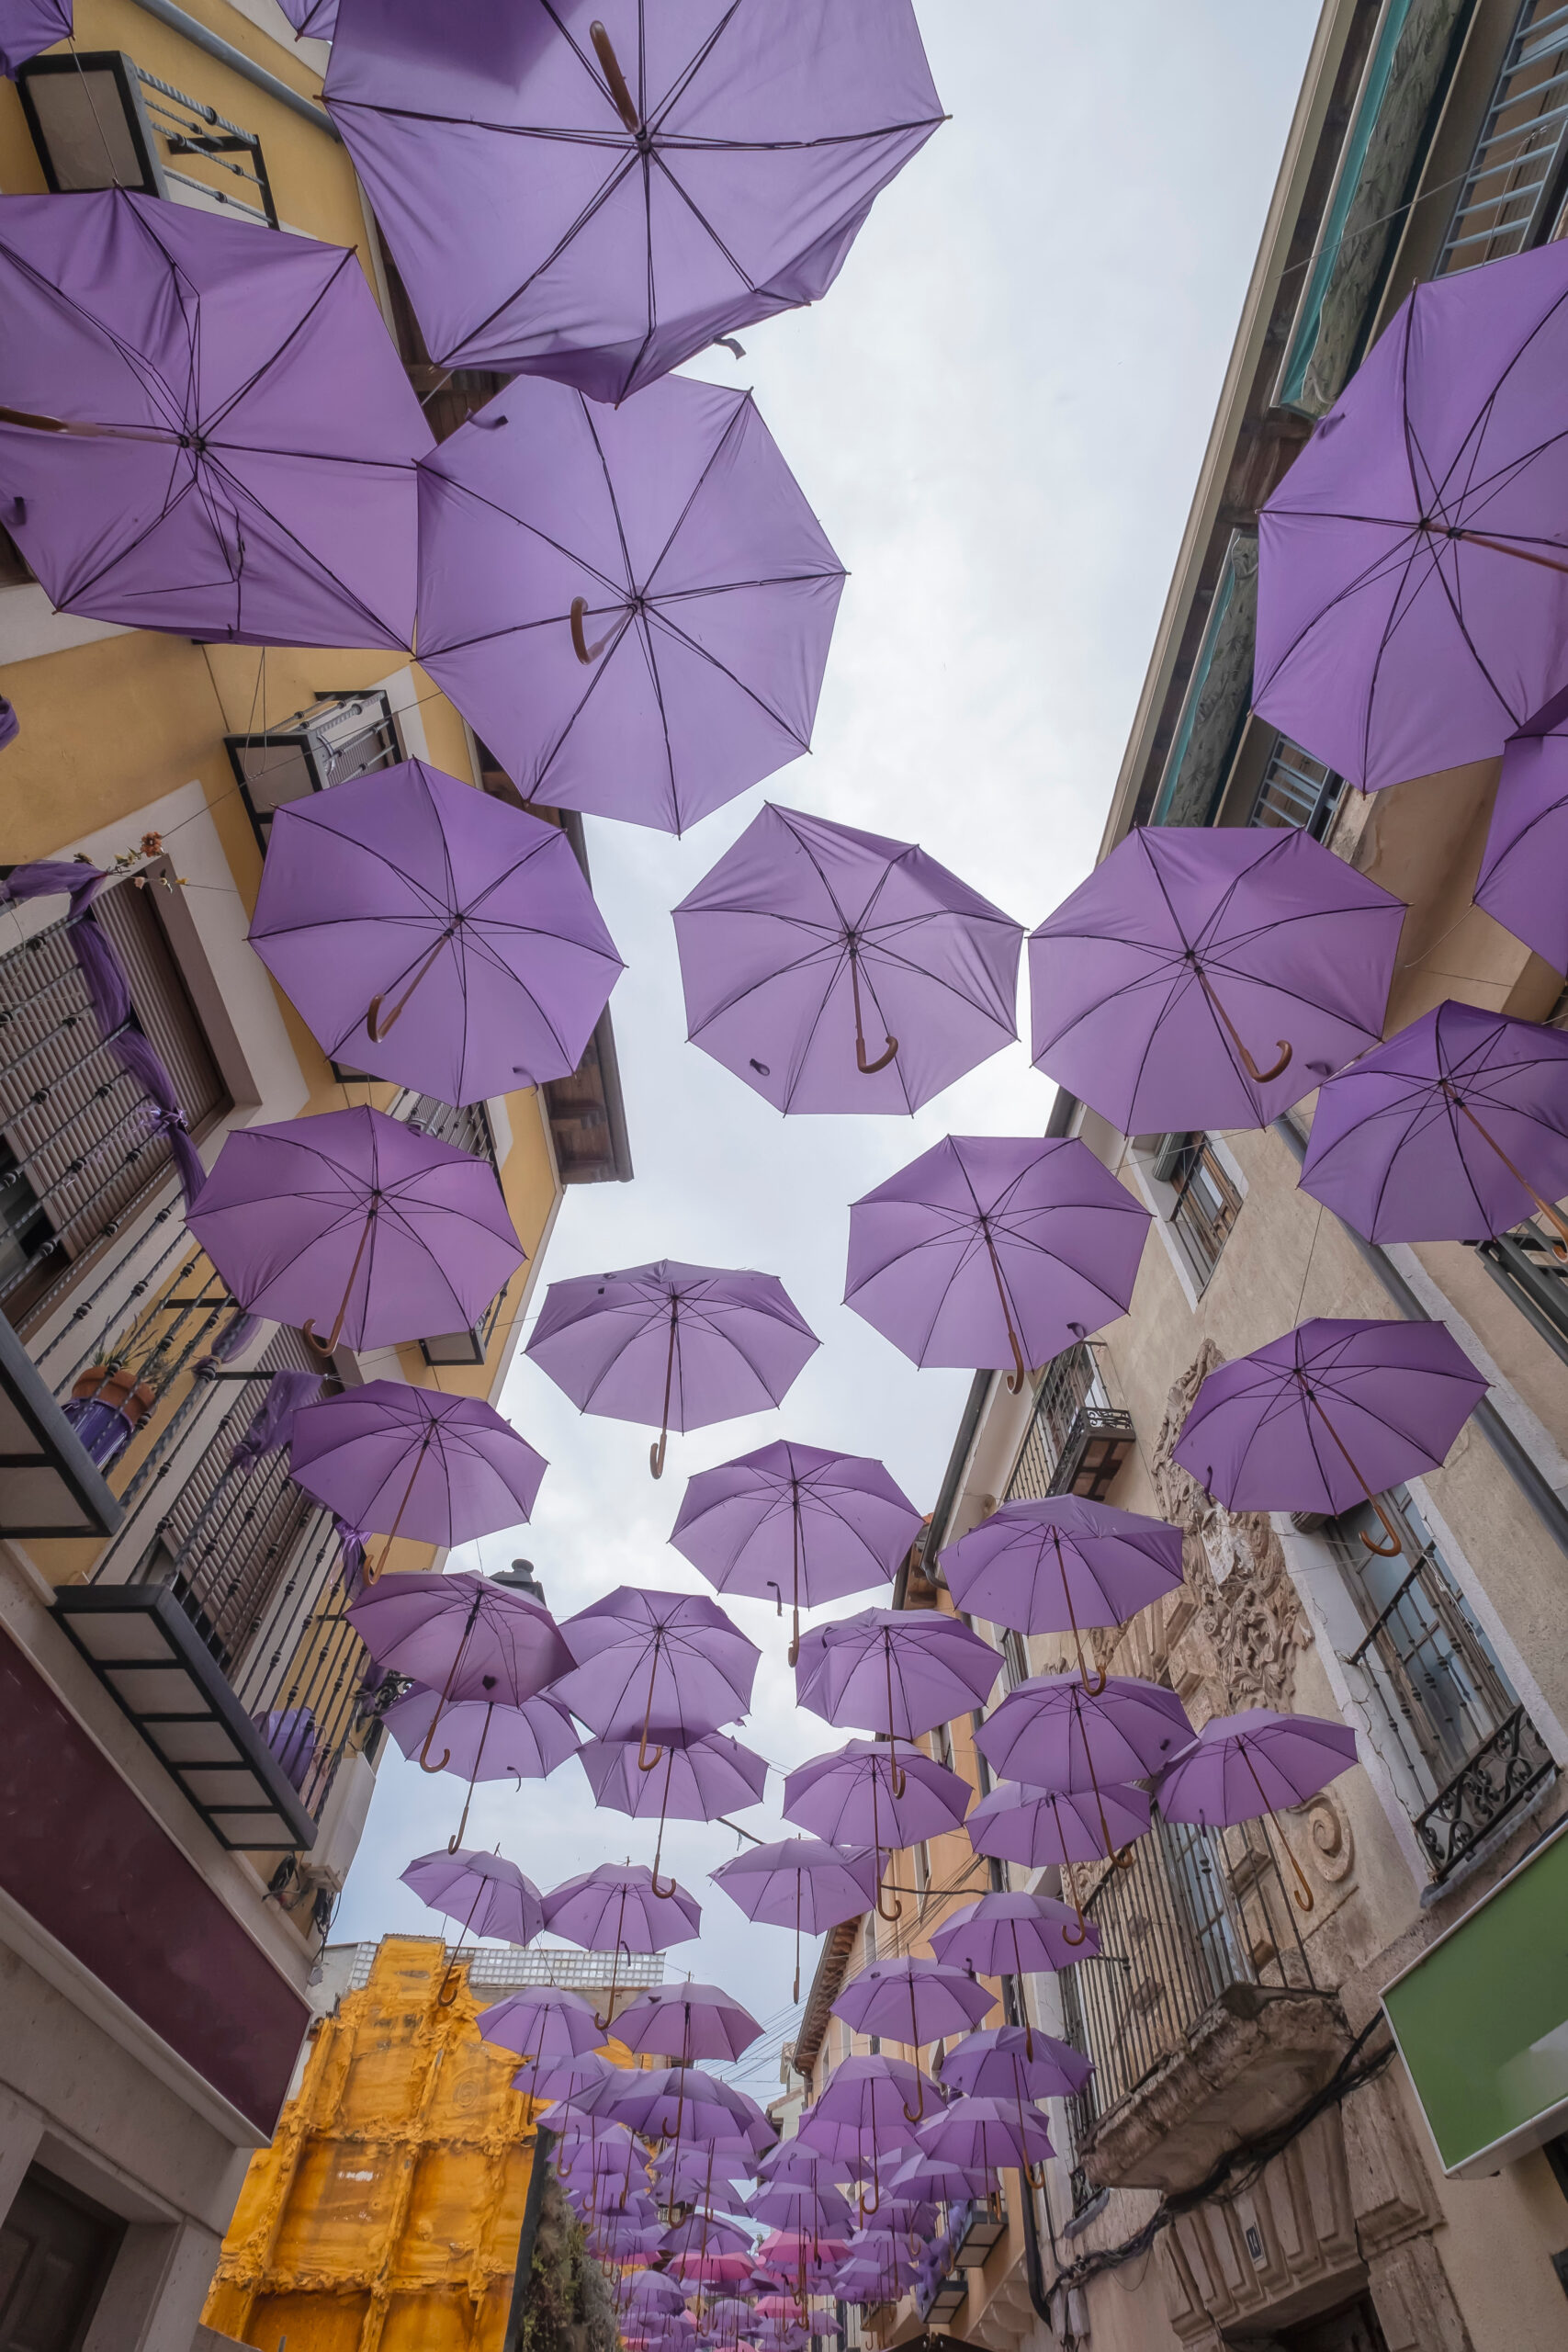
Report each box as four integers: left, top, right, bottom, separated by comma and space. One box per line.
322, 0, 944, 401
0, 0, 70, 75
0, 191, 431, 648
230, 1370, 326, 1475
0, 860, 209, 1207
255, 1705, 317, 1792
0, 696, 17, 751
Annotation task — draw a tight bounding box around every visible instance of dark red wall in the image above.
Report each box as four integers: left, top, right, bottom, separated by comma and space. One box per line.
0, 1630, 310, 2136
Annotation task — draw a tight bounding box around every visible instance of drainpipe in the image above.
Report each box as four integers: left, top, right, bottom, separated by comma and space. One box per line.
1270, 1116, 1568, 1560
502, 2124, 555, 2352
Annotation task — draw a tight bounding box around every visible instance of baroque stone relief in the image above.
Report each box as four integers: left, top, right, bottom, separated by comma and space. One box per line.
1147, 1339, 1311, 1717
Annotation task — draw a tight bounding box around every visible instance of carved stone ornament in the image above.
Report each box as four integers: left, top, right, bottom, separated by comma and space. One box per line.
1151, 1340, 1311, 1713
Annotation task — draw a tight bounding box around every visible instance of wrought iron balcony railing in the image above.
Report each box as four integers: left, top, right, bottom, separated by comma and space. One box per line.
1006, 1341, 1135, 1505
1057, 1810, 1312, 2211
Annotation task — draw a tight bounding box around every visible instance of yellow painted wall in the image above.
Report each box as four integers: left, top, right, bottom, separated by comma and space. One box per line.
206, 1938, 547, 2351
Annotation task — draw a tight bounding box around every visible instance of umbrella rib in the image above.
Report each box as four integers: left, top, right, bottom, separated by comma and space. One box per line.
645, 602, 813, 746
199, 447, 412, 646
641, 398, 755, 594
577, 391, 639, 596
418, 469, 627, 604
200, 250, 362, 440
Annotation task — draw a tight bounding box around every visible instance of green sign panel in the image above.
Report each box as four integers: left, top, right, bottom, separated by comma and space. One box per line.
1382, 1821, 1568, 2178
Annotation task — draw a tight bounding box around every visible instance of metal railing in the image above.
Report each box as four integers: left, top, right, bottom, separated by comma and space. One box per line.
1248, 734, 1343, 839
1336, 1510, 1554, 1877
1435, 1, 1568, 276
1057, 1810, 1312, 2208
137, 65, 278, 230
1475, 1219, 1568, 1369
1007, 1343, 1124, 1500
1165, 1136, 1243, 1292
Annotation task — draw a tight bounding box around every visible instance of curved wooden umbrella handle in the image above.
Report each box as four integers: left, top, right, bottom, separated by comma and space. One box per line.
1240, 1038, 1292, 1084
590, 19, 639, 130
570, 595, 612, 666
649, 1302, 678, 1482
856, 1033, 899, 1075
303, 1204, 377, 1360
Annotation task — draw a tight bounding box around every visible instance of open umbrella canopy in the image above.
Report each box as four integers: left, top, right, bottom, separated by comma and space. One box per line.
708, 1837, 879, 1931
830, 1955, 993, 2045
975, 1673, 1193, 1792
0, 0, 69, 74
289, 1381, 547, 1551
1254, 238, 1568, 792
1298, 1000, 1568, 1250
885, 2152, 988, 2205
187, 1104, 524, 1355
552, 1588, 761, 1753
249, 760, 623, 1104
525, 1260, 818, 1477
0, 190, 428, 646
381, 1686, 579, 1782
938, 2025, 1092, 2103
418, 379, 843, 836
940, 1494, 1183, 1645
581, 1730, 768, 1821
794, 1606, 998, 1739
673, 802, 1022, 1114
845, 1136, 1150, 1392
917, 2095, 1053, 2174
586, 2066, 772, 2152
670, 1441, 921, 1659
929, 1888, 1098, 1975
527, 2051, 616, 2103
322, 0, 943, 400
478, 1983, 604, 2063
349, 1571, 572, 1707
964, 1779, 1150, 1869
1029, 826, 1406, 1134
803, 2053, 935, 2143
1171, 1317, 1488, 1537
615, 1984, 763, 2064
543, 1860, 703, 1951
1476, 691, 1568, 972
1156, 1708, 1357, 1825
782, 1739, 971, 1857
401, 1847, 544, 1945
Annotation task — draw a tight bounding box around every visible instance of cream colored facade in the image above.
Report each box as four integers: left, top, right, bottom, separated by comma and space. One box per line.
796, 6, 1568, 2348
0, 7, 626, 2342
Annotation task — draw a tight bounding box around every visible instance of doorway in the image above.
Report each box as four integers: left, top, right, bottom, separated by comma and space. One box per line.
1276, 2292, 1391, 2351
0, 2167, 124, 2352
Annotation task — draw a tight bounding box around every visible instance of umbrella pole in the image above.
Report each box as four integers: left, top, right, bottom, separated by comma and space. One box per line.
871, 1758, 901, 1922
1192, 964, 1292, 1086
980, 1230, 1031, 1395
849, 949, 897, 1075
437, 1878, 486, 2008
794, 1871, 802, 2004
1054, 1532, 1107, 1697
901, 1979, 926, 2122
650, 1746, 679, 1900
368, 1425, 438, 1584
304, 1204, 378, 1358
366, 929, 454, 1044
636, 1634, 666, 1773
589, 19, 640, 130
1240, 1745, 1315, 1914
883, 1640, 906, 1798
597, 1890, 629, 2033
1447, 1091, 1568, 1260
447, 1702, 493, 1852
650, 1304, 678, 1480
1077, 1707, 1133, 1874
1304, 1392, 1405, 1555
419, 1592, 482, 1773
788, 1487, 803, 1668
1010, 1924, 1035, 2061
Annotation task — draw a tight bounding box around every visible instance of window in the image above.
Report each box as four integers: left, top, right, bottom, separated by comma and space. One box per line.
1248, 734, 1343, 839
1006, 1341, 1134, 1502
912, 1840, 931, 1910
1001, 1628, 1029, 1692
226, 693, 402, 853
1328, 1486, 1554, 1877
17, 53, 277, 228
1436, 1, 1568, 276
931, 1719, 955, 1774
1156, 1133, 1243, 1292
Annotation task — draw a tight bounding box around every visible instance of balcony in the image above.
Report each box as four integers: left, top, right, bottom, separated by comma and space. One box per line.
1433, 1, 1568, 277
1006, 1342, 1135, 1505
1476, 1216, 1568, 1369
1058, 1812, 1348, 2196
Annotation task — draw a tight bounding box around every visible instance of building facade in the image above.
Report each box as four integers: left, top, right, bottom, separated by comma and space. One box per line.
0, 5, 628, 2342
795, 5, 1568, 2348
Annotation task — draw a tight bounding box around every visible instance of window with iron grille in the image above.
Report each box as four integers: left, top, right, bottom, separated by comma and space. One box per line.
1248, 734, 1344, 840
1328, 1485, 1554, 1878
1154, 1132, 1243, 1292
17, 52, 278, 229
1000, 1628, 1029, 1691
1435, 1, 1568, 276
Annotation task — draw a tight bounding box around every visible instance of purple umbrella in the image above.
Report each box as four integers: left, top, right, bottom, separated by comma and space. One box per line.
670, 1440, 921, 1665
187, 1105, 524, 1356
661, 2217, 752, 2260
0, 0, 68, 74
1476, 692, 1568, 973
1255, 238, 1568, 794
1172, 1317, 1488, 1559
249, 760, 623, 1105
526, 1260, 818, 1478
580, 1726, 767, 1895
418, 379, 843, 836
349, 1568, 572, 1774
400, 1847, 544, 1995
794, 1608, 998, 1799
801, 2056, 931, 2208
527, 2051, 616, 2104
544, 1861, 703, 2030
885, 2151, 988, 2206
929, 1890, 1100, 1986
1157, 1707, 1358, 1917
831, 1958, 991, 2119
322, 0, 942, 400
917, 2095, 1053, 2179
289, 1383, 547, 1577
964, 1779, 1150, 1871
974, 1673, 1192, 1918
479, 1983, 604, 2067
939, 1496, 1183, 1693
938, 2025, 1092, 2105
553, 1588, 761, 1785
844, 1136, 1150, 1393
1029, 827, 1406, 1134
276, 0, 334, 29
782, 1740, 970, 1922
708, 1837, 880, 2000
382, 1685, 578, 1847
1298, 1000, 1568, 1254
0, 190, 428, 647
673, 803, 1022, 1113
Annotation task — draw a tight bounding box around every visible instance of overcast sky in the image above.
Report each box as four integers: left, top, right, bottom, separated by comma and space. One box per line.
336, 0, 1322, 2095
